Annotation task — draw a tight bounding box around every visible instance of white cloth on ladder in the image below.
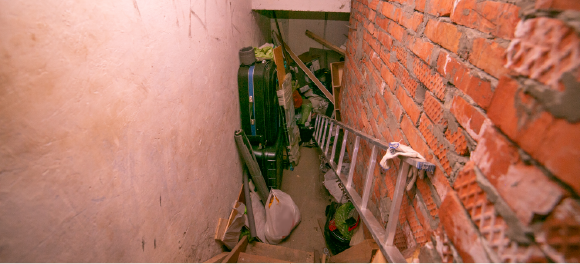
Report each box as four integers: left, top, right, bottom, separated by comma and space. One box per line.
379, 142, 425, 170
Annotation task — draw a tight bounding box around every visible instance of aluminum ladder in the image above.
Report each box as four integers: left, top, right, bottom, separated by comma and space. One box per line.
313, 114, 435, 263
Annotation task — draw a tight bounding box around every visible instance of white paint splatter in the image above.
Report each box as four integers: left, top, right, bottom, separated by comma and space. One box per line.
452, 0, 462, 14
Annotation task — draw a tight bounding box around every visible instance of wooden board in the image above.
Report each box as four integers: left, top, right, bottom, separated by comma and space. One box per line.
273, 46, 286, 90
237, 252, 290, 263
329, 239, 379, 263
277, 33, 334, 105
214, 218, 228, 241
305, 30, 346, 56
222, 236, 249, 263
246, 241, 315, 263
205, 252, 229, 263
371, 250, 387, 263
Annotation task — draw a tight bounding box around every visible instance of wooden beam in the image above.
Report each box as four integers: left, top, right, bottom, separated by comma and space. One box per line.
277, 34, 334, 105
222, 236, 249, 263
205, 252, 229, 263
273, 46, 286, 89
305, 30, 346, 55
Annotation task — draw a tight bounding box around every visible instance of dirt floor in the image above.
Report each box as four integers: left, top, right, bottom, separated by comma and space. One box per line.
277, 146, 333, 258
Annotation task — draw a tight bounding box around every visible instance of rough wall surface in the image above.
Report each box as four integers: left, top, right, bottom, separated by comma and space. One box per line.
342, 0, 580, 261
0, 0, 268, 262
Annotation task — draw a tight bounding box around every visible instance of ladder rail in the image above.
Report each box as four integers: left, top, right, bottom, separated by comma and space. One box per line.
313, 114, 435, 263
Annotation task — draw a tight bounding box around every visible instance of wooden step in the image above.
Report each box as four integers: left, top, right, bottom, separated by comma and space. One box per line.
245, 241, 315, 263
237, 252, 289, 263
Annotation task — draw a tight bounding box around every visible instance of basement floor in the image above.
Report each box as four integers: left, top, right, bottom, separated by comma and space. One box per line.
277, 146, 332, 258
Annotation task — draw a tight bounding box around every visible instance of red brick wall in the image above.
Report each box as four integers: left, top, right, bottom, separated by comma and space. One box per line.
342, 0, 580, 261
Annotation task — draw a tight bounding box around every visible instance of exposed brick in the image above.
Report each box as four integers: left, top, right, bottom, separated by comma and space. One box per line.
415, 0, 453, 16
378, 30, 393, 50
537, 198, 580, 262
381, 2, 400, 22
451, 0, 520, 39
488, 76, 580, 194
440, 190, 491, 262
424, 20, 462, 53
388, 22, 407, 43
381, 64, 397, 92
400, 115, 431, 160
410, 38, 436, 65
535, 0, 580, 11
454, 162, 548, 262
399, 11, 424, 32
445, 128, 468, 156
393, 45, 407, 65
383, 89, 403, 121
449, 95, 486, 139
412, 57, 446, 100
505, 18, 580, 91
468, 38, 508, 79
471, 123, 564, 226
396, 87, 422, 125
423, 93, 446, 126
404, 195, 428, 244
419, 115, 453, 175
369, 0, 379, 10
391, 63, 419, 97
376, 16, 390, 32
416, 177, 440, 218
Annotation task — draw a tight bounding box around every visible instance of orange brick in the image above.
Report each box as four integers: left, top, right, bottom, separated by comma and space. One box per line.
451, 0, 520, 39
410, 38, 436, 64
468, 38, 507, 79
449, 96, 486, 139
535, 0, 580, 11
423, 93, 446, 126
396, 87, 422, 124
419, 115, 453, 175
424, 20, 462, 53
415, 0, 453, 16
445, 128, 468, 156
413, 57, 446, 100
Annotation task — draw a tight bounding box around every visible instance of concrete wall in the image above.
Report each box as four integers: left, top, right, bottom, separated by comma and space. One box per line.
0, 0, 269, 262
343, 0, 580, 262
253, 0, 351, 13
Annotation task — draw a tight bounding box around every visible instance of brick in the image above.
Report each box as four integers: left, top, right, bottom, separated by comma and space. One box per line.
393, 45, 407, 65
396, 88, 422, 125
400, 115, 431, 160
415, 0, 453, 16
440, 190, 491, 262
410, 38, 436, 64
369, 0, 379, 10
378, 30, 393, 50
381, 2, 400, 21
383, 89, 403, 121
424, 20, 462, 53
471, 123, 564, 226
399, 12, 424, 32
468, 38, 507, 79
505, 18, 580, 91
433, 230, 455, 263
376, 16, 390, 32
536, 198, 580, 262
404, 196, 428, 244
454, 162, 548, 262
535, 0, 580, 11
416, 178, 439, 218
488, 76, 580, 194
391, 63, 419, 97
437, 50, 469, 85
419, 115, 453, 175
381, 64, 396, 92
444, 128, 468, 156
423, 93, 446, 126
449, 95, 486, 139
412, 57, 446, 100
451, 0, 520, 39
388, 22, 406, 43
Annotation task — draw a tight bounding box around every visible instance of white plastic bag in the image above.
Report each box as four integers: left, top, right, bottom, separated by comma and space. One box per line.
249, 189, 267, 243
264, 189, 301, 244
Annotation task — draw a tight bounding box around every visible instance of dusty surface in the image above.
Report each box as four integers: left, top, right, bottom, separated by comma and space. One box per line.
278, 146, 332, 257
0, 0, 270, 262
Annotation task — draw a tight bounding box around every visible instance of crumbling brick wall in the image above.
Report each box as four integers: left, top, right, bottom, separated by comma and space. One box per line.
341, 0, 580, 261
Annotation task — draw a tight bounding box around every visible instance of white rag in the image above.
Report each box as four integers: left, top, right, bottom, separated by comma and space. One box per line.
379, 142, 424, 170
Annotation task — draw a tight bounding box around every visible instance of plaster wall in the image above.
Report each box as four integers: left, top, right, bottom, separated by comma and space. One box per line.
0, 0, 268, 262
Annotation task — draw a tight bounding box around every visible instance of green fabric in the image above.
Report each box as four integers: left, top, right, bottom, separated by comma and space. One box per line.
298, 99, 312, 125
254, 46, 273, 60
334, 202, 356, 240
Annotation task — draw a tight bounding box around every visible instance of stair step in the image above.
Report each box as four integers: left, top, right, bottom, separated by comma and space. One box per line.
246, 241, 315, 263
237, 252, 289, 263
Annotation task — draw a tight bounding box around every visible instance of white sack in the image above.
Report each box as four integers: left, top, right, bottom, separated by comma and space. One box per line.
264, 189, 301, 244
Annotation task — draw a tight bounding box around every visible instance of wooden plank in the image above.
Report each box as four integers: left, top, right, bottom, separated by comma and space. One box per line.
321, 253, 328, 263
330, 239, 379, 263
305, 30, 346, 55
246, 242, 314, 263
237, 252, 290, 263
273, 46, 286, 89
205, 252, 229, 263
214, 218, 228, 241
222, 236, 249, 263
371, 250, 387, 263
277, 33, 334, 105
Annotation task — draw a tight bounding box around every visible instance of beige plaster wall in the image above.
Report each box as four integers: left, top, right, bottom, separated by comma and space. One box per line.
0, 0, 268, 262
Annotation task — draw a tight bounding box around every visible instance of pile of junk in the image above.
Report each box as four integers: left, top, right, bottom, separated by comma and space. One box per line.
212, 26, 366, 260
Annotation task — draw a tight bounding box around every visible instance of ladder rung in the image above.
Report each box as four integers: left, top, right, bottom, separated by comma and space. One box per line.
330, 125, 341, 165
